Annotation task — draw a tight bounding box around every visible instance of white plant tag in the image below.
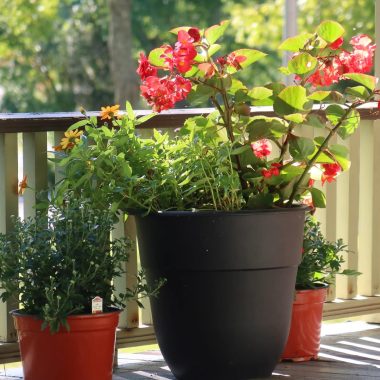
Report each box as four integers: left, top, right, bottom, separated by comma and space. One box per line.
92, 296, 103, 314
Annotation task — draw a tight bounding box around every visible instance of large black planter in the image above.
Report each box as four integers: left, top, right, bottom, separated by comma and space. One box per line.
136, 208, 306, 380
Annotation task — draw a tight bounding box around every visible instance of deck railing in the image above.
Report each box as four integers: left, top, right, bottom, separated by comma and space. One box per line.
1, 106, 380, 364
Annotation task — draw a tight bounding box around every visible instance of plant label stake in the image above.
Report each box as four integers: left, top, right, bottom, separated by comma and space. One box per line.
92, 296, 103, 314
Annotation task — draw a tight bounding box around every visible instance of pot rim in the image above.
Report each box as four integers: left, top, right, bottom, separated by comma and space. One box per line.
135, 205, 310, 217
10, 306, 122, 319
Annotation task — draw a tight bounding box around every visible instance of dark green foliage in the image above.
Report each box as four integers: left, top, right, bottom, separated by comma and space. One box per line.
296, 215, 360, 289
0, 195, 162, 333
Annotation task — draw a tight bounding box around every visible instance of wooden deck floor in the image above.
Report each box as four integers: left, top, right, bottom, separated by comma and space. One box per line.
1, 321, 379, 379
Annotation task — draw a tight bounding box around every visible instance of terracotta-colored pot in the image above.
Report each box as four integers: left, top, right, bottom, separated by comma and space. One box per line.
281, 286, 327, 362
12, 309, 120, 380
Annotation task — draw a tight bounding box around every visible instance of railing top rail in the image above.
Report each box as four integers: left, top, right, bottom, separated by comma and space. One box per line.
0, 103, 379, 133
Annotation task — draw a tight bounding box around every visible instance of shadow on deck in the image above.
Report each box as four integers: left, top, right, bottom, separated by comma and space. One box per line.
1, 321, 380, 379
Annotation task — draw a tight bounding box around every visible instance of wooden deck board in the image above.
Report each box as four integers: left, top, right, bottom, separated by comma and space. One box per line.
1, 322, 379, 379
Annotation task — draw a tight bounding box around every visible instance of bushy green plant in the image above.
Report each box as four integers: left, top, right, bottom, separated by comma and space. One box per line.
0, 195, 161, 333
53, 106, 242, 213
296, 215, 360, 289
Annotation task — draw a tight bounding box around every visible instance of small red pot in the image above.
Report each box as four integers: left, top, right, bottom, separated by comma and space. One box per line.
12, 309, 120, 380
281, 286, 327, 362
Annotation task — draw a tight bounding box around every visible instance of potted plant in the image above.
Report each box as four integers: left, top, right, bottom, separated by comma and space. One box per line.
52, 20, 377, 379
0, 195, 159, 380
281, 215, 359, 362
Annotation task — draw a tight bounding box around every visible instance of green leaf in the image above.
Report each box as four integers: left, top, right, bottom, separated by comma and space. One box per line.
279, 33, 314, 51
306, 114, 326, 129
344, 73, 377, 91
204, 20, 230, 44
280, 165, 304, 181
125, 101, 135, 120
208, 44, 221, 57
326, 106, 360, 139
187, 84, 215, 105
231, 144, 251, 155
329, 144, 351, 171
288, 53, 317, 75
285, 113, 305, 123
67, 119, 89, 132
226, 49, 267, 74
308, 91, 344, 104
248, 87, 273, 100
345, 86, 371, 100
316, 20, 345, 43
148, 48, 166, 67
274, 86, 312, 116
289, 137, 315, 160
247, 193, 274, 209
308, 91, 332, 102
247, 117, 288, 141
309, 187, 327, 208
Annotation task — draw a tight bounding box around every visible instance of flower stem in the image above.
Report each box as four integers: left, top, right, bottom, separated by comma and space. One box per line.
287, 103, 358, 206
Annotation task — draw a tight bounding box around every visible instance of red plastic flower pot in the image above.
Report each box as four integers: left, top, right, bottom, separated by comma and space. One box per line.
12, 309, 120, 380
281, 286, 327, 362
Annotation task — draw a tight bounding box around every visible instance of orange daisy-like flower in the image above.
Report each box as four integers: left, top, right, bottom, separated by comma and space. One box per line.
18, 175, 28, 195
55, 129, 83, 151
100, 105, 120, 120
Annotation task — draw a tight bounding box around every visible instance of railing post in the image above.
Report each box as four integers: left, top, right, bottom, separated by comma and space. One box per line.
22, 132, 48, 218
0, 133, 19, 342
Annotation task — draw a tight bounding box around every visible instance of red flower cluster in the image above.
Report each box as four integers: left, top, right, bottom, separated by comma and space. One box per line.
251, 139, 272, 159
321, 163, 341, 185
262, 163, 281, 178
306, 34, 376, 87
140, 75, 192, 113
137, 29, 200, 112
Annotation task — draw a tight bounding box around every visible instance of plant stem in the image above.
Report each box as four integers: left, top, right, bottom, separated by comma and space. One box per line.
287, 103, 358, 206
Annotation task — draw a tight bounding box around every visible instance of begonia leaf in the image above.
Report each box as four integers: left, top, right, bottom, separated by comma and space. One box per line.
289, 137, 315, 160
247, 117, 288, 141
316, 20, 345, 43
279, 33, 314, 51
329, 144, 350, 171
288, 53, 317, 75
226, 49, 267, 74
274, 86, 312, 116
148, 48, 166, 67
309, 188, 327, 208
205, 20, 230, 44
344, 73, 377, 91
248, 87, 273, 100
345, 86, 371, 100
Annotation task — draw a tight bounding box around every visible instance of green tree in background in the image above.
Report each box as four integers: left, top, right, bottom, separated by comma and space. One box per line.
0, 0, 375, 112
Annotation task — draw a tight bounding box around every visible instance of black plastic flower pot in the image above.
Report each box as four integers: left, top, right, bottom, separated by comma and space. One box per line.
136, 207, 307, 380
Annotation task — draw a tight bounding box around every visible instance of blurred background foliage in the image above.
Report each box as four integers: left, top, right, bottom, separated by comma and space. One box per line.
0, 0, 375, 112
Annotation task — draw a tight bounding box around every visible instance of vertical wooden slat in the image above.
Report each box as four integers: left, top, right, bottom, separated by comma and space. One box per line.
345, 130, 360, 299
357, 120, 374, 296
124, 216, 140, 328
372, 119, 380, 296
22, 132, 48, 218
334, 138, 351, 299
112, 214, 129, 329
0, 133, 19, 342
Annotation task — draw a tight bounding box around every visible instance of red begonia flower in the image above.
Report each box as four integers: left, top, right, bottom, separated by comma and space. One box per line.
136, 53, 158, 80
321, 163, 341, 185
188, 27, 201, 43
262, 163, 281, 178
251, 139, 272, 159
